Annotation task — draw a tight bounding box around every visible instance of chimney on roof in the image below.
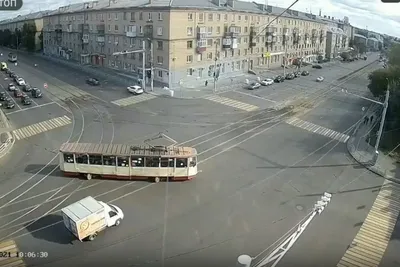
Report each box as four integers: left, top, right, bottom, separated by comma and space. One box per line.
332, 17, 334, 20
227, 0, 235, 8
328, 16, 330, 19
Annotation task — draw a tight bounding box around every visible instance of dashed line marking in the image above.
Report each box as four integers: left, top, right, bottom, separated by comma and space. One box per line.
111, 94, 157, 107
203, 95, 259, 112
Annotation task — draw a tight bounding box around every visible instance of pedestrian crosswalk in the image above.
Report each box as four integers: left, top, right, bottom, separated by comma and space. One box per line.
0, 239, 26, 266
285, 117, 350, 143
337, 180, 400, 267
202, 95, 259, 112
12, 115, 72, 141
111, 94, 157, 107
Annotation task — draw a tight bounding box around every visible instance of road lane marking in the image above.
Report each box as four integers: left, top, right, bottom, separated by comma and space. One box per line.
233, 90, 277, 103
12, 115, 72, 141
203, 95, 259, 112
337, 180, 400, 267
285, 117, 349, 143
111, 94, 157, 107
6, 102, 57, 115
0, 239, 25, 266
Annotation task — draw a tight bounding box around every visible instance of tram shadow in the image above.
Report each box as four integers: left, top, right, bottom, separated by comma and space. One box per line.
25, 214, 74, 244
24, 164, 64, 177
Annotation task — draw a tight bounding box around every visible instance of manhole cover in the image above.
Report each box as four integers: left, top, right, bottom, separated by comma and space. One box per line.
296, 205, 304, 211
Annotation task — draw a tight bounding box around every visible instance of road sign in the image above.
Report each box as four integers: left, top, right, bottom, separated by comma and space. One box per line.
43, 83, 48, 89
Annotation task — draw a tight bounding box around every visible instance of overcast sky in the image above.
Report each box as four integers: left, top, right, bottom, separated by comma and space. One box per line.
0, 0, 399, 37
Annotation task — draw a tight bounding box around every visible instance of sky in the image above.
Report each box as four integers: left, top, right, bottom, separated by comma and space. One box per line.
0, 0, 399, 37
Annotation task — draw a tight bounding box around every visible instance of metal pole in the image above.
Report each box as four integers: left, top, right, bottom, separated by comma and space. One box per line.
283, 40, 287, 76
213, 41, 218, 94
374, 84, 390, 152
150, 41, 154, 92
142, 40, 146, 91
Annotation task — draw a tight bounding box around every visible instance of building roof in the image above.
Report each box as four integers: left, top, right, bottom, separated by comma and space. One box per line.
327, 26, 345, 35
354, 33, 367, 40
40, 0, 326, 24
0, 10, 51, 25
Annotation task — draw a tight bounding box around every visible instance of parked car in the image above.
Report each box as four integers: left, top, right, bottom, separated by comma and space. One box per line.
8, 83, 16, 91
293, 71, 301, 78
260, 78, 274, 86
364, 56, 367, 60
21, 95, 32, 105
127, 85, 144, 95
86, 78, 100, 86
22, 84, 32, 92
312, 64, 322, 69
247, 82, 261, 90
316, 76, 324, 82
16, 77, 26, 86
9, 71, 15, 78
31, 88, 42, 98
285, 73, 295, 80
14, 89, 22, 98
274, 75, 285, 83
301, 70, 309, 76
5, 100, 15, 109
0, 92, 6, 101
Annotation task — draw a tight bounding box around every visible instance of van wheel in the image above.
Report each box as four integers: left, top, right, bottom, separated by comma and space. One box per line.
154, 177, 160, 183
86, 173, 92, 180
115, 219, 121, 226
88, 233, 97, 241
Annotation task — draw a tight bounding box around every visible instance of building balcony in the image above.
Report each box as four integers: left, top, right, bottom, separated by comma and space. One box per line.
222, 37, 238, 49
82, 33, 89, 44
283, 27, 289, 36
265, 27, 277, 34
97, 24, 105, 34
226, 26, 240, 37
96, 36, 105, 43
265, 35, 277, 44
126, 31, 136, 37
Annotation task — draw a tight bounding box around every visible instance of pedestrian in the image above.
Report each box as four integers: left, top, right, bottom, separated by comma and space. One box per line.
205, 80, 208, 86
370, 115, 374, 123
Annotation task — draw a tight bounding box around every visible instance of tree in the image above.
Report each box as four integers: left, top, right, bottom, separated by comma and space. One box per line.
388, 44, 400, 67
2, 29, 11, 46
367, 67, 400, 97
21, 22, 37, 51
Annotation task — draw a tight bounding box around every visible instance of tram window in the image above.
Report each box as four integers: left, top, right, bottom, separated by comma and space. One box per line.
190, 157, 197, 167
176, 158, 187, 168
89, 155, 103, 165
117, 156, 129, 167
63, 153, 74, 163
160, 158, 171, 167
131, 157, 144, 167
103, 156, 116, 166
76, 154, 88, 164
145, 157, 160, 167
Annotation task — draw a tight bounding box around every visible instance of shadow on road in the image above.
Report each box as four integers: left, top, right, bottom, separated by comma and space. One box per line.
25, 214, 74, 244
24, 164, 63, 177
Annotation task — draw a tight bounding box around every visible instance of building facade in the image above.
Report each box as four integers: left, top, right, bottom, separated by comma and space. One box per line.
0, 11, 49, 51
319, 15, 350, 59
41, 0, 327, 88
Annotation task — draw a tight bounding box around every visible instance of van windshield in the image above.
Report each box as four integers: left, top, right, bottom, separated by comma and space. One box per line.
109, 204, 118, 213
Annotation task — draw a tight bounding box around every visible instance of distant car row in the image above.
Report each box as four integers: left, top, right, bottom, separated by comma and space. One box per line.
247, 70, 310, 90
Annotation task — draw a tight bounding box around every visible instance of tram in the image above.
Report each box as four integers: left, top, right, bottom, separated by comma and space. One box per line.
59, 143, 198, 182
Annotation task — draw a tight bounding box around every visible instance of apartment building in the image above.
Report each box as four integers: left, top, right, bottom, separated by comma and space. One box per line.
319, 15, 351, 59
42, 0, 327, 88
0, 11, 50, 51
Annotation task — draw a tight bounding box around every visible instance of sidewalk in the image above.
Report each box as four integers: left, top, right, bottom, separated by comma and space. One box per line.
0, 110, 14, 159
347, 104, 400, 181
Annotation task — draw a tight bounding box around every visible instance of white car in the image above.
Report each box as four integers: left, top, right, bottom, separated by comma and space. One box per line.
316, 76, 324, 82
127, 85, 144, 95
16, 78, 25, 86
261, 78, 274, 86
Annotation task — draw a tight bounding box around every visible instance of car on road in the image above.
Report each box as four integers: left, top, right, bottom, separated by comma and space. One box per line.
0, 92, 6, 101
127, 85, 144, 95
5, 100, 15, 109
293, 71, 301, 78
285, 73, 295, 80
247, 82, 261, 90
316, 76, 324, 82
21, 84, 32, 92
21, 95, 32, 105
31, 88, 42, 98
5, 68, 11, 74
274, 75, 285, 83
9, 71, 15, 78
260, 78, 274, 86
86, 77, 100, 86
16, 77, 25, 86
8, 83, 16, 91
14, 89, 22, 98
301, 70, 310, 76
312, 64, 322, 69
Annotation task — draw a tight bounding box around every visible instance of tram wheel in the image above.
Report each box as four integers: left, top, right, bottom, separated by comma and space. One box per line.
86, 173, 92, 180
154, 177, 160, 183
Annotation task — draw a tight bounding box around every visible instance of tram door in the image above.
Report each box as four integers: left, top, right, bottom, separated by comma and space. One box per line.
161, 158, 175, 177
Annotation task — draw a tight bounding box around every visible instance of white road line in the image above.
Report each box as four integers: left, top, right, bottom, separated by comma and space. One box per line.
0, 84, 21, 110
111, 94, 157, 107
203, 95, 259, 112
234, 91, 277, 103
6, 102, 56, 115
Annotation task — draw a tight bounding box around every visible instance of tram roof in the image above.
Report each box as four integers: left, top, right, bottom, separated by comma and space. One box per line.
60, 143, 196, 157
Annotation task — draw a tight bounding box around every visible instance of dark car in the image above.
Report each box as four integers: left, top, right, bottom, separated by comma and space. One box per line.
8, 83, 16, 91
364, 56, 367, 60
9, 72, 15, 78
31, 88, 42, 98
86, 78, 100, 86
301, 70, 309, 76
285, 73, 295, 80
312, 64, 322, 69
274, 75, 285, 83
5, 100, 15, 109
21, 95, 32, 105
5, 69, 11, 74
22, 84, 32, 92
0, 92, 6, 101
14, 89, 22, 98
293, 71, 301, 78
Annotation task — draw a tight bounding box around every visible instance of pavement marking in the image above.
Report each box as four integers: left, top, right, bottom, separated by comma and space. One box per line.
337, 181, 400, 267
12, 115, 72, 141
234, 90, 277, 103
202, 95, 259, 112
6, 102, 56, 115
0, 239, 26, 266
285, 117, 349, 143
111, 94, 157, 107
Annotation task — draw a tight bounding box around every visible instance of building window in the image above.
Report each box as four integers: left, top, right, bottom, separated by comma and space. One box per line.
158, 70, 163, 77
108, 13, 111, 20
187, 27, 193, 36
130, 12, 135, 21
187, 41, 193, 49
157, 56, 163, 64
123, 12, 127, 20
157, 27, 163, 36
115, 13, 118, 20
217, 14, 221, 21
207, 39, 213, 46
208, 13, 213, 21
187, 68, 194, 75
139, 12, 143, 20
148, 12, 152, 21
216, 26, 220, 34
157, 41, 163, 50
207, 52, 212, 60
207, 27, 212, 35
188, 13, 193, 21
115, 25, 118, 31
199, 13, 204, 21
108, 25, 111, 31
186, 55, 193, 63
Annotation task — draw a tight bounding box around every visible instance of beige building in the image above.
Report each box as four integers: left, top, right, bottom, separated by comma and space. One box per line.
42, 0, 327, 88
0, 11, 49, 51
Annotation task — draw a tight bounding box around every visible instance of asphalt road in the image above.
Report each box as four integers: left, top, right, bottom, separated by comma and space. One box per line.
0, 51, 384, 267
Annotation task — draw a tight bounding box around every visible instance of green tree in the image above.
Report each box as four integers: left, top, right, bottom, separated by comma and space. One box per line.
2, 29, 11, 46
388, 44, 400, 67
367, 67, 400, 97
21, 22, 37, 51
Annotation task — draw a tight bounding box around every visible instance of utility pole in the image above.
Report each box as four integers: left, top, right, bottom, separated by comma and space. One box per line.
150, 41, 154, 91
213, 40, 219, 94
374, 82, 390, 153
283, 37, 288, 76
